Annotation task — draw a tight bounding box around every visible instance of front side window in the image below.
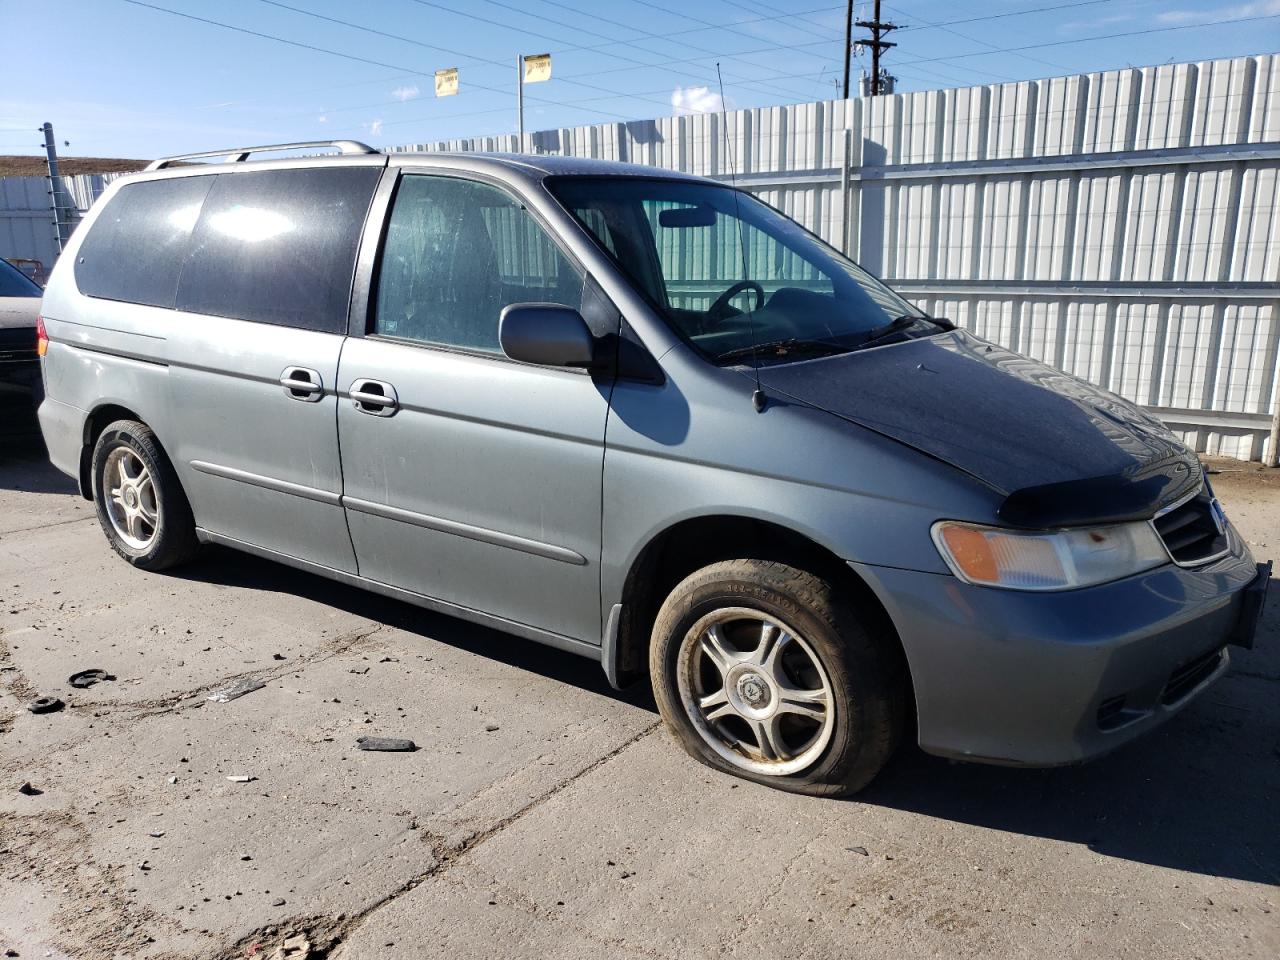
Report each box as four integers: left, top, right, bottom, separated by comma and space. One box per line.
374, 175, 583, 354
549, 177, 941, 365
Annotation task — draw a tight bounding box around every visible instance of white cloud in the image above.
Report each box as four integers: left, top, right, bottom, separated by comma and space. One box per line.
671, 85, 725, 116
368, 118, 384, 136
1158, 0, 1280, 24
391, 84, 421, 102
317, 114, 329, 124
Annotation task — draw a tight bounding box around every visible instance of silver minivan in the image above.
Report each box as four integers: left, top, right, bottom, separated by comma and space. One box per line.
36, 141, 1269, 795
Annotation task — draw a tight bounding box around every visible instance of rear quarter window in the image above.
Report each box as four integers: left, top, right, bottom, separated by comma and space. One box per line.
176, 166, 380, 333
74, 176, 214, 308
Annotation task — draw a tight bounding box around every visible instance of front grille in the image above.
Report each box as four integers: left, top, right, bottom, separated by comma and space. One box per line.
1161, 647, 1224, 705
1152, 492, 1227, 565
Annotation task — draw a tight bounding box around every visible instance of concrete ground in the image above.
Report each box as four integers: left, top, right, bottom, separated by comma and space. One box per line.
1, 434, 1276, 960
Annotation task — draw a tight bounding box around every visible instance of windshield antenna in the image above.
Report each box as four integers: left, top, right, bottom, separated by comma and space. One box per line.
716, 63, 766, 414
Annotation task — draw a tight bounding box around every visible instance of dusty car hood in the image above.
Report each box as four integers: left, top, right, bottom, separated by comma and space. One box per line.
0, 295, 40, 331
757, 330, 1202, 527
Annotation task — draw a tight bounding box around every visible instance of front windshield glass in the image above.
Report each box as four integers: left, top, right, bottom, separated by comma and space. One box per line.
548, 176, 937, 365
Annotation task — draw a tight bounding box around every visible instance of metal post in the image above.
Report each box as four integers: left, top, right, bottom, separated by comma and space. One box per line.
1267, 380, 1280, 467
516, 55, 524, 153
42, 121, 69, 254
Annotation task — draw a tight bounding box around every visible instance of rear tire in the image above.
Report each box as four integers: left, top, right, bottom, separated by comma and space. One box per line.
650, 559, 904, 796
91, 420, 198, 571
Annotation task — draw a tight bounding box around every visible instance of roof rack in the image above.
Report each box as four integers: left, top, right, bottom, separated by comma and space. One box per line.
144, 140, 378, 172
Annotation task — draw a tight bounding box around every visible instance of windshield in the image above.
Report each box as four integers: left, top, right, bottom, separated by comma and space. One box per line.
548, 177, 937, 365
0, 259, 42, 298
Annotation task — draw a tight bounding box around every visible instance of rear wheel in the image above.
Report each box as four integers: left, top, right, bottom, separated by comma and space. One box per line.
650, 559, 904, 796
91, 420, 198, 570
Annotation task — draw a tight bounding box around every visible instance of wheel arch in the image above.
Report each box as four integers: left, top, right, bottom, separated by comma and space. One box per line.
79, 403, 147, 501
611, 514, 911, 703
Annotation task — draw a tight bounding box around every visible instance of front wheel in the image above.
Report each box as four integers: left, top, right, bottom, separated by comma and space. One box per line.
650, 559, 905, 796
91, 419, 198, 571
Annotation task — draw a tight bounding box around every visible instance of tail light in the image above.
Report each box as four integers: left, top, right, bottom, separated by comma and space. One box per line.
36, 316, 48, 357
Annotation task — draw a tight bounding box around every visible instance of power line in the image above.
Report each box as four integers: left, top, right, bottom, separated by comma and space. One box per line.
118, 0, 644, 123
883, 1, 1075, 75
897, 12, 1280, 67
405, 0, 828, 102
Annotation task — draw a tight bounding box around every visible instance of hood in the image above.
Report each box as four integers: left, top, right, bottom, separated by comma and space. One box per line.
0, 294, 40, 331
758, 330, 1201, 528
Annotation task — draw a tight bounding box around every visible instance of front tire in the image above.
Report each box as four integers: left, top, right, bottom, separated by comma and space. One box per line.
650, 559, 904, 796
91, 420, 198, 571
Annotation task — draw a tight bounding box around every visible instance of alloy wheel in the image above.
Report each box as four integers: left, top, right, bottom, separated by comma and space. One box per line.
104, 447, 159, 550
676, 607, 835, 776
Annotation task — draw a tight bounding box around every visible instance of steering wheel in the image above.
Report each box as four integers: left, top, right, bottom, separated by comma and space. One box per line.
707, 280, 766, 322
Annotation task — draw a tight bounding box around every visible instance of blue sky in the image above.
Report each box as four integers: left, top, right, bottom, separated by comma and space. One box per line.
1, 0, 1277, 158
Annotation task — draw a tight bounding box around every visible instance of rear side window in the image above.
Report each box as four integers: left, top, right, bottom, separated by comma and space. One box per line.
374, 175, 582, 353
177, 166, 380, 333
75, 176, 213, 308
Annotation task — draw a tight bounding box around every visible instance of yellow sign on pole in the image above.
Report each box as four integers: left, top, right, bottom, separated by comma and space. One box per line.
522, 53, 552, 84
435, 67, 459, 97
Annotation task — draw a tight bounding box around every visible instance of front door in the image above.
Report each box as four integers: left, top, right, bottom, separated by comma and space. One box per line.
336, 172, 613, 643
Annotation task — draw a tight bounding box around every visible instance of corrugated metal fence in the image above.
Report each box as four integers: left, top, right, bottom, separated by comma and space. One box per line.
3, 54, 1276, 459
0, 172, 122, 281
393, 54, 1280, 462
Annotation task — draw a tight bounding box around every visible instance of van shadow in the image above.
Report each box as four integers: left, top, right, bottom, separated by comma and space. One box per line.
175, 543, 658, 713
178, 541, 1279, 887
858, 654, 1279, 886
0, 434, 78, 495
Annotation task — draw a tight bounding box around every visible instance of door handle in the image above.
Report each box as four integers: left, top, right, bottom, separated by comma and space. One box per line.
350, 378, 399, 416
280, 366, 323, 402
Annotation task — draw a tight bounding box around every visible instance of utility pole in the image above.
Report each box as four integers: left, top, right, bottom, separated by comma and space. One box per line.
856, 0, 898, 96
41, 121, 72, 255
842, 0, 853, 99
516, 54, 524, 153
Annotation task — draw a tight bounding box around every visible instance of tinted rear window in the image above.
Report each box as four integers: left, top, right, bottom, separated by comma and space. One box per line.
176, 166, 380, 332
0, 259, 41, 297
74, 176, 213, 308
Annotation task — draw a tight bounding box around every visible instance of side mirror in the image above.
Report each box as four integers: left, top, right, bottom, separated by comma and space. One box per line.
499, 303, 598, 369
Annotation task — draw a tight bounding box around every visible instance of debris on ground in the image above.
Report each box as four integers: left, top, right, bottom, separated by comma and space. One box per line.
26, 696, 64, 715
269, 933, 312, 959
348, 666, 369, 675
847, 846, 869, 856
484, 724, 500, 732
67, 668, 115, 689
207, 679, 266, 703
226, 775, 255, 783
356, 736, 416, 752
17, 782, 41, 796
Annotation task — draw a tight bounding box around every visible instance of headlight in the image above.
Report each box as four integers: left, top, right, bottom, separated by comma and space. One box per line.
931, 520, 1169, 591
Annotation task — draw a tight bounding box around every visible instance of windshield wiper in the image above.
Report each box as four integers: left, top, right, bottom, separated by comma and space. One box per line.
855, 314, 951, 350
715, 338, 849, 365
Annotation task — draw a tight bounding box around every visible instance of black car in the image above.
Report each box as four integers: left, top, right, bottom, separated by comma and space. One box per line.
0, 258, 44, 437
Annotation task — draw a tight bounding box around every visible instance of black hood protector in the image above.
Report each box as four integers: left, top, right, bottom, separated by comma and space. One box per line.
758, 330, 1202, 528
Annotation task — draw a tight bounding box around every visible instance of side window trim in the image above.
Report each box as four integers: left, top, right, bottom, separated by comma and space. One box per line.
362, 170, 592, 363
348, 165, 402, 339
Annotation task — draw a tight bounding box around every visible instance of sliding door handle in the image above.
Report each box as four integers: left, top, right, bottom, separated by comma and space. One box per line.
280, 366, 323, 402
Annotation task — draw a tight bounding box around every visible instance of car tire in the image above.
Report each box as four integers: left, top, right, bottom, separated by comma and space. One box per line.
650, 559, 905, 796
91, 419, 198, 571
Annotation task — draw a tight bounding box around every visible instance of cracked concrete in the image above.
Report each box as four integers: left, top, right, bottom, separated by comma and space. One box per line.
1, 439, 1277, 959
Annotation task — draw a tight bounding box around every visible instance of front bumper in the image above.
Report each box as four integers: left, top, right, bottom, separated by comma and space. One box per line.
852, 528, 1266, 766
